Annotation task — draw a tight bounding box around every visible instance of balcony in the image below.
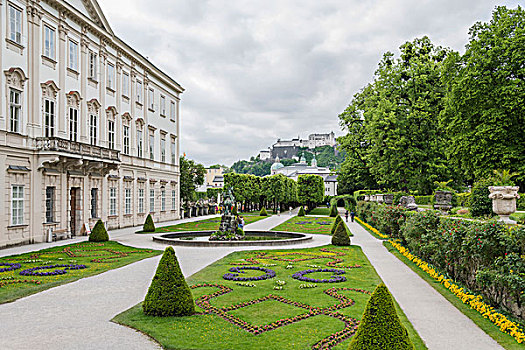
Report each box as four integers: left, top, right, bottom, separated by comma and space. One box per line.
36, 137, 120, 162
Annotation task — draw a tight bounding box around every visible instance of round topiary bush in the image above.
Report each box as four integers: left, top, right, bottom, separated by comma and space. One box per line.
298, 206, 306, 216
260, 207, 268, 216
329, 204, 338, 217
470, 179, 493, 217
89, 219, 109, 242
143, 246, 195, 317
348, 283, 414, 350
331, 215, 343, 235
332, 221, 350, 246
143, 214, 156, 232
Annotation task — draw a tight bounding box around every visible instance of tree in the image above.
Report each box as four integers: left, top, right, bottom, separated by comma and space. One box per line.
339, 37, 453, 193
441, 6, 525, 188
349, 283, 414, 350
143, 247, 195, 316
297, 174, 324, 210
180, 156, 206, 203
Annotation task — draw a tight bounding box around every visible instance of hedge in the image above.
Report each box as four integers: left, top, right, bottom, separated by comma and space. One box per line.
331, 215, 343, 235
143, 246, 195, 316
89, 219, 109, 242
470, 179, 493, 217
349, 283, 414, 350
414, 195, 433, 205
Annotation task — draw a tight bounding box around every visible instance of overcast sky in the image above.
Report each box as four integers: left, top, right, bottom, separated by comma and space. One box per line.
98, 0, 520, 167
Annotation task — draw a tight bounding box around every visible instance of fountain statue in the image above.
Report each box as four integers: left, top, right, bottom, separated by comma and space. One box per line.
210, 188, 244, 240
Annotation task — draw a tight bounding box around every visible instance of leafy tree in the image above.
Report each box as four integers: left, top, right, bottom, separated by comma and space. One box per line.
143, 247, 195, 316
180, 156, 205, 203
339, 37, 453, 193
297, 174, 324, 210
470, 179, 494, 217
349, 283, 414, 350
441, 6, 525, 188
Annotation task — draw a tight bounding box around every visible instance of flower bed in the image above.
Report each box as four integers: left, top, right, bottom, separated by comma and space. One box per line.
292, 268, 347, 283
19, 264, 87, 276
355, 217, 389, 239
223, 266, 276, 281
0, 263, 21, 273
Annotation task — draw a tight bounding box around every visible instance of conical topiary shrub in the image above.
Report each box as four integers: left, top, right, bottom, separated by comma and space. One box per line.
143, 214, 155, 232
329, 204, 338, 217
260, 207, 268, 216
143, 246, 195, 316
331, 215, 343, 235
89, 219, 109, 242
298, 206, 306, 216
332, 221, 350, 246
348, 283, 414, 350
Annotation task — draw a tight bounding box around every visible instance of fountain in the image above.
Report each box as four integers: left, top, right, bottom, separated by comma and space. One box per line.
153, 188, 311, 247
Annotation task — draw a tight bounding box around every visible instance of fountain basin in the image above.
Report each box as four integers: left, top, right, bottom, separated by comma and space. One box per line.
152, 230, 312, 247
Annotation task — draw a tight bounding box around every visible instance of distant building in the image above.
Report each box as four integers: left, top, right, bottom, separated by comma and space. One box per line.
270, 155, 337, 196
262, 132, 336, 161
202, 167, 225, 190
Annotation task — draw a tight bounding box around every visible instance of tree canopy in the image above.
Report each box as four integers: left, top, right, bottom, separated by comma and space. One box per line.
179, 156, 206, 203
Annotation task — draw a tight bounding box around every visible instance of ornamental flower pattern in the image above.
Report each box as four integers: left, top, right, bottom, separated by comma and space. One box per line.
0, 263, 21, 273
19, 264, 87, 276
223, 266, 276, 281
292, 268, 347, 283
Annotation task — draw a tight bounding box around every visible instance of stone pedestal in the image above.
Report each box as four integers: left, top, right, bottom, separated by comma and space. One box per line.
400, 196, 418, 210
489, 186, 520, 224
384, 194, 394, 205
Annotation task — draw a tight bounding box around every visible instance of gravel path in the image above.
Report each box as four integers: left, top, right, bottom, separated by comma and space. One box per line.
344, 212, 504, 350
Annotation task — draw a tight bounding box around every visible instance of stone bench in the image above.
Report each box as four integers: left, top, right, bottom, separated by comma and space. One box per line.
53, 229, 70, 241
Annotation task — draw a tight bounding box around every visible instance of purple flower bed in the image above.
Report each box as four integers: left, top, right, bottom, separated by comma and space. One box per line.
19, 264, 87, 276
295, 221, 313, 225
223, 266, 276, 281
0, 262, 22, 273
292, 268, 346, 283
317, 222, 331, 225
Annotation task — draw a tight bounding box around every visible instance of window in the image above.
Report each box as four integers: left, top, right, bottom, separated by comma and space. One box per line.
89, 114, 97, 145
172, 190, 176, 210
43, 26, 55, 59
148, 88, 154, 110
9, 89, 21, 133
69, 107, 78, 141
44, 99, 55, 137
123, 125, 130, 155
170, 101, 176, 121
89, 51, 97, 80
8, 5, 22, 44
122, 73, 129, 97
149, 189, 155, 212
108, 120, 115, 149
90, 188, 98, 218
171, 139, 176, 165
149, 133, 154, 160
138, 188, 145, 213
45, 187, 55, 223
161, 138, 166, 163
137, 129, 143, 157
109, 187, 117, 216
160, 96, 166, 116
161, 187, 166, 211
107, 63, 115, 90
125, 188, 131, 214
11, 185, 24, 225
136, 81, 142, 103
68, 40, 78, 71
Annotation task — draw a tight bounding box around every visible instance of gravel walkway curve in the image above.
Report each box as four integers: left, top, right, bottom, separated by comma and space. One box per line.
343, 210, 504, 350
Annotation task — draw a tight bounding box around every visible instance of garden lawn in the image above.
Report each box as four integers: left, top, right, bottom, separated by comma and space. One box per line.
271, 216, 347, 236
0, 241, 160, 304
151, 216, 268, 234
113, 245, 426, 350
308, 207, 331, 216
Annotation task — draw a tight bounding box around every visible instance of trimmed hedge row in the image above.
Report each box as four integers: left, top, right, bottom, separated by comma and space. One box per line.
357, 201, 525, 321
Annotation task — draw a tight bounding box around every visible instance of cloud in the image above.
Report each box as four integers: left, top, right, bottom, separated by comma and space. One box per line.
97, 0, 521, 166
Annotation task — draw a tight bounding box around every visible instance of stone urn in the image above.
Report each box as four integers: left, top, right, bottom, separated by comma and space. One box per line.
376, 194, 385, 203
400, 196, 418, 211
384, 194, 394, 205
488, 186, 520, 224
370, 194, 377, 202
434, 191, 453, 212
364, 195, 370, 202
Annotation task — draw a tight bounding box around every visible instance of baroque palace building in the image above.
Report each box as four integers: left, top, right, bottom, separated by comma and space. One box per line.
0, 0, 183, 247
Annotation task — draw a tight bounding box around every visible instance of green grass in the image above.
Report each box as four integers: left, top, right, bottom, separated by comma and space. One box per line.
271, 216, 340, 235
149, 216, 269, 234
308, 207, 331, 216
240, 211, 273, 216
113, 245, 427, 350
384, 241, 525, 350
0, 241, 160, 304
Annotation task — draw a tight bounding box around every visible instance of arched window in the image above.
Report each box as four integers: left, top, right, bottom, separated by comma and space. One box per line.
88, 100, 102, 146
41, 81, 59, 138
106, 105, 117, 150
4, 67, 27, 133
66, 91, 81, 142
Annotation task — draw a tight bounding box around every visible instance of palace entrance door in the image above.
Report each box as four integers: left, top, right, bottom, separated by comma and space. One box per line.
70, 187, 81, 236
